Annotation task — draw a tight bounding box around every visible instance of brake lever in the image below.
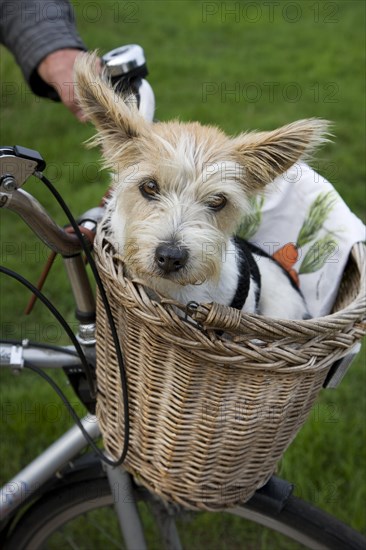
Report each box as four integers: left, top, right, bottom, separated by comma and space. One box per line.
0, 145, 46, 192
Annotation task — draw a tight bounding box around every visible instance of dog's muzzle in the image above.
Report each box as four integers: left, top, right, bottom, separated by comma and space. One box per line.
155, 244, 189, 275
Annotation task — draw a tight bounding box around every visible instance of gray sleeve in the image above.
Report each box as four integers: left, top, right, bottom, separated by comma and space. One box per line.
0, 0, 86, 99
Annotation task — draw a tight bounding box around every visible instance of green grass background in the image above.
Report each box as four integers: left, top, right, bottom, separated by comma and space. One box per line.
0, 0, 365, 547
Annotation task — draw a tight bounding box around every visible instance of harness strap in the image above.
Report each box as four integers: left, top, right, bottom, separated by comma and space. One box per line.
229, 237, 261, 311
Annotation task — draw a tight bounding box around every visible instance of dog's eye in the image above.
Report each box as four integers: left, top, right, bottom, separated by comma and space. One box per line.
206, 194, 227, 211
139, 179, 160, 200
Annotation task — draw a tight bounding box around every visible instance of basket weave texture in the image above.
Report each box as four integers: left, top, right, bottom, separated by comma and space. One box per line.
95, 238, 366, 511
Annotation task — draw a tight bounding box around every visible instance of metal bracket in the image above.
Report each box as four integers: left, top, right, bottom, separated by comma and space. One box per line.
323, 342, 362, 388
9, 345, 24, 373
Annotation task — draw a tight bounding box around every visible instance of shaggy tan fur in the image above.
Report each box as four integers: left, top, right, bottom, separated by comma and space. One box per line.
74, 52, 329, 317
75, 52, 329, 192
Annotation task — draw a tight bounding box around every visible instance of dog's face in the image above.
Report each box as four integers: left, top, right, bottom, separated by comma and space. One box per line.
106, 122, 254, 286
75, 53, 328, 288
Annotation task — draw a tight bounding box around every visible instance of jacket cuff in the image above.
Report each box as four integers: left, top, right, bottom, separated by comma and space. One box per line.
25, 31, 86, 100
28, 44, 87, 100
13, 21, 86, 99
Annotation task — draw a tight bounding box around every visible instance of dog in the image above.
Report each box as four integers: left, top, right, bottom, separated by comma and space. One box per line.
75, 53, 329, 320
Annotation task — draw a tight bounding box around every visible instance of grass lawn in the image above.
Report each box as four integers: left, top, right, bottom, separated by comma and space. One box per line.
1, 0, 365, 547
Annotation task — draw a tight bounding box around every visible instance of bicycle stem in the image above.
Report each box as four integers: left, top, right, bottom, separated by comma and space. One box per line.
64, 255, 95, 321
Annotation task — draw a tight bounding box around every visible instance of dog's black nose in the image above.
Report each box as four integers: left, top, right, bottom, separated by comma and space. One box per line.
155, 244, 189, 274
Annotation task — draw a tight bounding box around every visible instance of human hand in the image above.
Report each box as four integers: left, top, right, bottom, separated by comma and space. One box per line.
37, 49, 97, 121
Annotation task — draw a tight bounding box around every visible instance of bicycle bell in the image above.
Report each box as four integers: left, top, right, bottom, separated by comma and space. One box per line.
102, 44, 148, 81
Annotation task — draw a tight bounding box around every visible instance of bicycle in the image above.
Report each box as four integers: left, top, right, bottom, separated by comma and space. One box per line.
0, 45, 365, 549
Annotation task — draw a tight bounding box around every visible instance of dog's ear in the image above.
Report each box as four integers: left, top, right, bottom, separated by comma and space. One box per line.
232, 119, 330, 192
74, 51, 148, 155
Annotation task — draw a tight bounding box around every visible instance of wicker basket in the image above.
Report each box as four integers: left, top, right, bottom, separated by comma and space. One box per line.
95, 237, 366, 511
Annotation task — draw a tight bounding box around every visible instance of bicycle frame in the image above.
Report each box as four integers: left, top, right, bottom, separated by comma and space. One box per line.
0, 340, 185, 550
0, 408, 100, 518
0, 59, 179, 547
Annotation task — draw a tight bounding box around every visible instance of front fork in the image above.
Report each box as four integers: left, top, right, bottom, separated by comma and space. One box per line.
105, 464, 183, 550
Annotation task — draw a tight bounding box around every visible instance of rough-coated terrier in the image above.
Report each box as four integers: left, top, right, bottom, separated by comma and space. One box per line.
75, 53, 329, 319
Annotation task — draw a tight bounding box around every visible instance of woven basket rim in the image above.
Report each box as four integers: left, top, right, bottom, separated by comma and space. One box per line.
95, 237, 366, 336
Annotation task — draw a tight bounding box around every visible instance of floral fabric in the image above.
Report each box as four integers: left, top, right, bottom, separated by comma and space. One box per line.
238, 162, 365, 317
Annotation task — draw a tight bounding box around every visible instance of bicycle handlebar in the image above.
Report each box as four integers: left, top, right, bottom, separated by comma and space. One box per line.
3, 188, 82, 256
